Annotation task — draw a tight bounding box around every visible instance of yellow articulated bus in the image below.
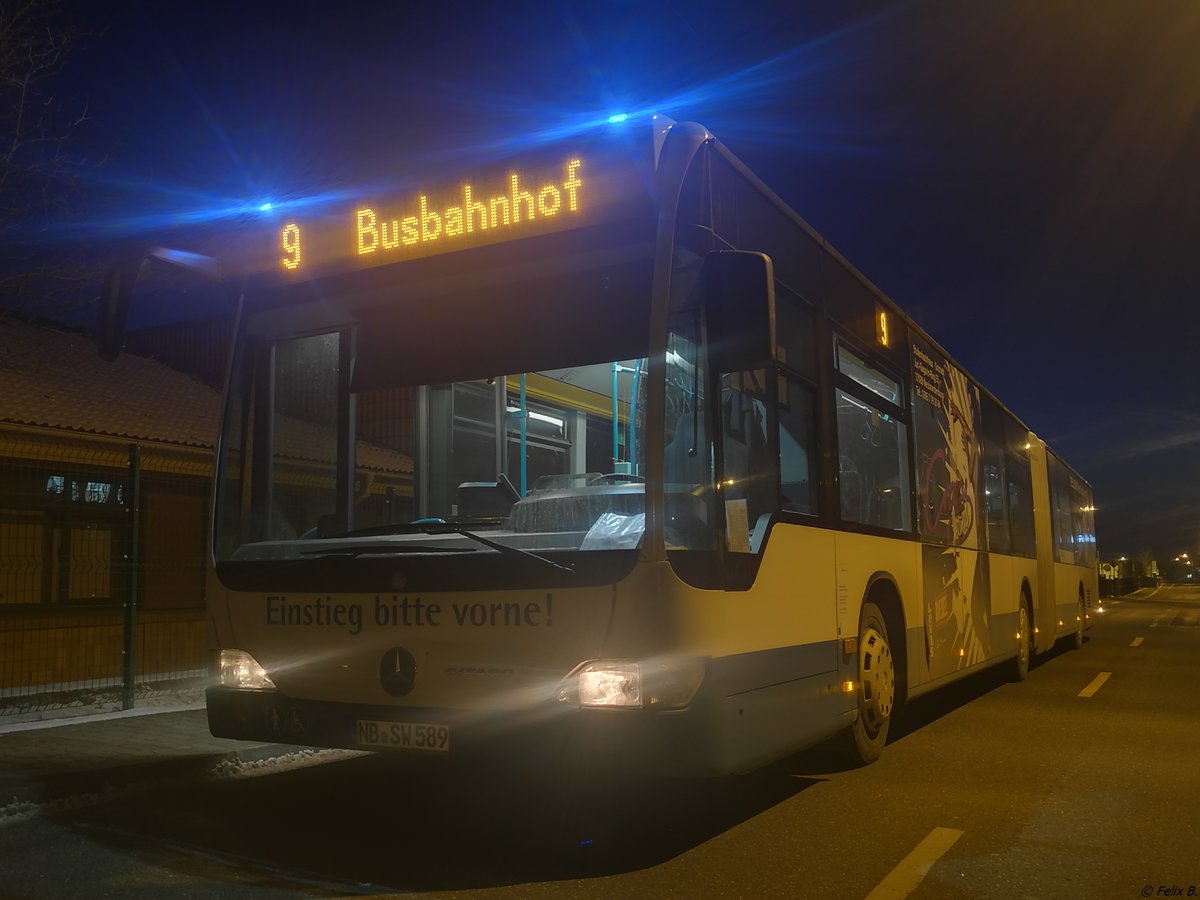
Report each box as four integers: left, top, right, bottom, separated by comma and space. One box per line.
107, 114, 1097, 775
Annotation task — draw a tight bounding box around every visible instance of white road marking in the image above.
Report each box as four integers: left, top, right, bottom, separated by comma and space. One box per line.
1130, 637, 1144, 647
865, 826, 964, 900
1149, 609, 1175, 628
1078, 672, 1112, 698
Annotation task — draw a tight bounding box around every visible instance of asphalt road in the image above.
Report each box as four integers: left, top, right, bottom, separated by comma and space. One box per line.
2, 585, 1198, 899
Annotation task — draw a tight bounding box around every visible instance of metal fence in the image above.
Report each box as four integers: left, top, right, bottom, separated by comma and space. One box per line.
1, 438, 212, 718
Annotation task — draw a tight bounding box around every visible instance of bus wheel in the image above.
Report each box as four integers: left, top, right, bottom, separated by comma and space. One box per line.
846, 602, 894, 765
1011, 602, 1032, 681
1073, 591, 1086, 650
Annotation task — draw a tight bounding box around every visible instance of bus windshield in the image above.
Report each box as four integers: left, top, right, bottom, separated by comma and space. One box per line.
215, 297, 652, 568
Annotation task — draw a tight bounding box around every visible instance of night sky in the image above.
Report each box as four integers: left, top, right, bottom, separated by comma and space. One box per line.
19, 0, 1200, 560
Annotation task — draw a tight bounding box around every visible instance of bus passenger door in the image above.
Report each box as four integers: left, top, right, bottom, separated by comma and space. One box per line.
700, 251, 779, 567
716, 369, 776, 555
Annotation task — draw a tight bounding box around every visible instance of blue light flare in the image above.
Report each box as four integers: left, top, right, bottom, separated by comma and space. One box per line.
20, 176, 353, 244
399, 7, 892, 170
29, 10, 891, 251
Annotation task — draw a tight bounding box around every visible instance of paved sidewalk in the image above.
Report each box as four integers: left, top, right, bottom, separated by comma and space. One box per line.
0, 706, 288, 806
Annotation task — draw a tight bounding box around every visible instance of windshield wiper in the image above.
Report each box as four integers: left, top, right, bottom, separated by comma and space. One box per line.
418, 525, 575, 574
300, 543, 476, 558
313, 522, 574, 574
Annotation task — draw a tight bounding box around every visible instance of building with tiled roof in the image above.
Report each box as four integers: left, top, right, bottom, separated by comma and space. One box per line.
1, 318, 222, 713
1, 318, 222, 471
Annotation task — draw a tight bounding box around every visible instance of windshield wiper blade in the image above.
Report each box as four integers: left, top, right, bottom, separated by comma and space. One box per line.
419, 526, 575, 574
303, 525, 574, 573
300, 543, 477, 558
327, 520, 485, 539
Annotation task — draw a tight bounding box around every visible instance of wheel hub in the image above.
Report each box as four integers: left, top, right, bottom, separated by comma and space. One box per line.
859, 626, 894, 733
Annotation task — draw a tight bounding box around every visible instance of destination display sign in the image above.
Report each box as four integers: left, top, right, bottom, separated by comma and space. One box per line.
266, 133, 655, 282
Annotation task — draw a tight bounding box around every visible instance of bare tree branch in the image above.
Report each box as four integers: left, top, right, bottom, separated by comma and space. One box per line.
0, 1, 102, 319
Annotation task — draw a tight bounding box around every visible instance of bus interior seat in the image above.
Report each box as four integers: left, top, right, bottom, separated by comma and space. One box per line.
457, 475, 520, 518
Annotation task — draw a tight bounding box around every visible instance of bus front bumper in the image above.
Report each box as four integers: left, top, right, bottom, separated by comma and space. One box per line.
206, 685, 736, 776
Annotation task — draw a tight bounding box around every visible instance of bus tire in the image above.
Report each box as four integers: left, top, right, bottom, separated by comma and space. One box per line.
1073, 590, 1086, 650
844, 601, 895, 765
1011, 600, 1032, 681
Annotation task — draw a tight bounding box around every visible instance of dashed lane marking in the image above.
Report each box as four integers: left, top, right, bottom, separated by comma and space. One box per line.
1130, 637, 1144, 647
1078, 672, 1112, 698
1149, 609, 1175, 628
865, 826, 964, 900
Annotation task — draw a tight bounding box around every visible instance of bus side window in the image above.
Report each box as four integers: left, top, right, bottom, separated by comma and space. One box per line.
833, 341, 911, 532
980, 395, 1010, 554
778, 375, 816, 515
774, 290, 817, 518
835, 389, 910, 531
1005, 417, 1036, 557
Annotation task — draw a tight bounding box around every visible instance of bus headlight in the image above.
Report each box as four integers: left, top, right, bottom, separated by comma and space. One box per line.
217, 649, 276, 690
559, 658, 705, 710
578, 662, 641, 707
